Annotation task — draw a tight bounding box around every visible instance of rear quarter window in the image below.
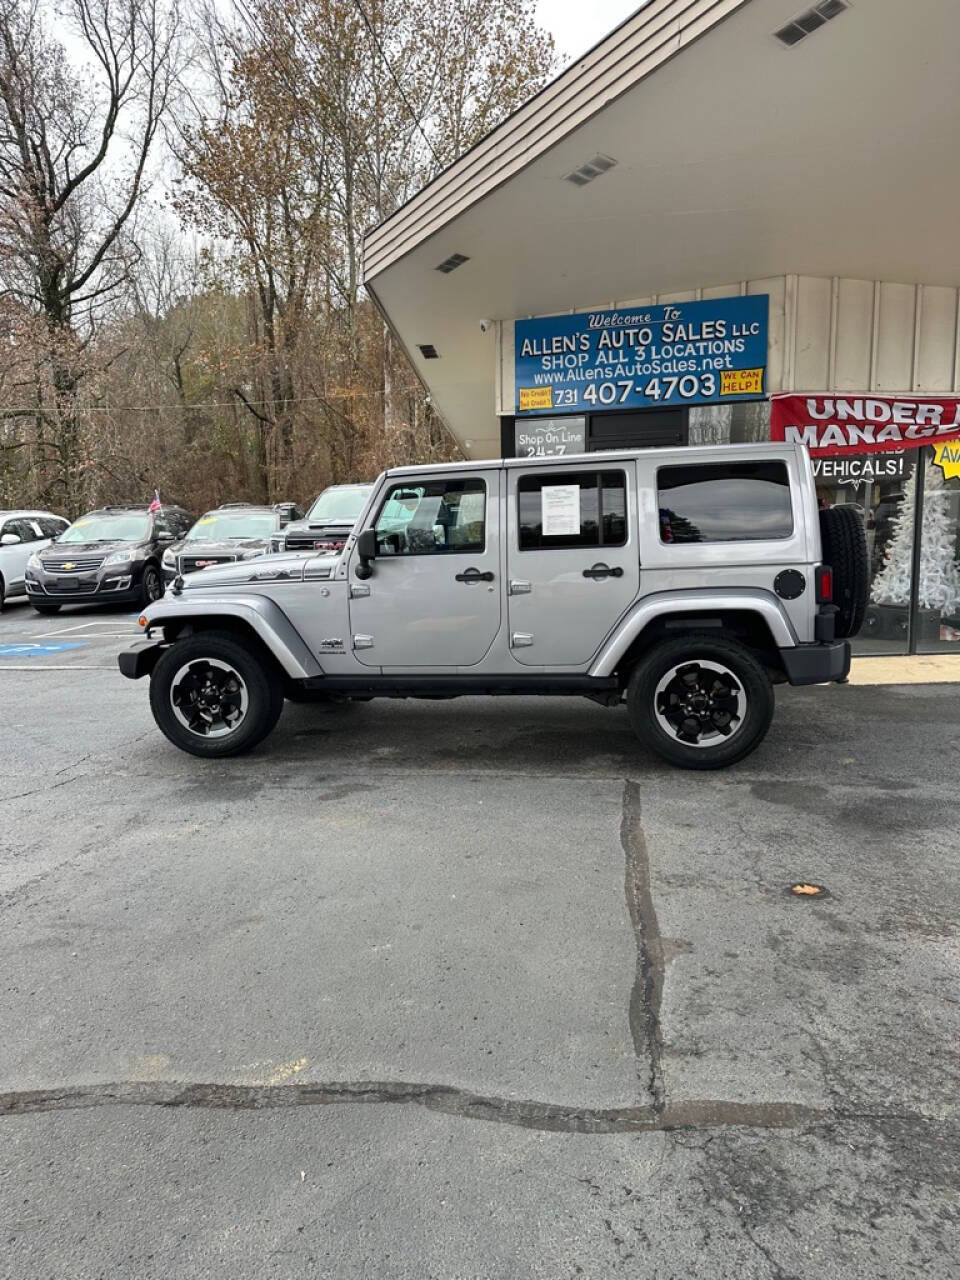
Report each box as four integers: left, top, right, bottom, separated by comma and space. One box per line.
657, 462, 793, 543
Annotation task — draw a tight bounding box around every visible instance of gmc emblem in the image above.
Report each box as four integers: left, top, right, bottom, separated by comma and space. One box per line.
195, 559, 217, 569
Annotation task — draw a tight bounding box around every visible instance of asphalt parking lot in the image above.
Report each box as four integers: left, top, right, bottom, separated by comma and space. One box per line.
0, 594, 957, 1279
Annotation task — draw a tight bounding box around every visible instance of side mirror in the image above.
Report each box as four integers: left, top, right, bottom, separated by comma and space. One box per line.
157, 530, 175, 542
354, 527, 378, 580
0, 533, 21, 546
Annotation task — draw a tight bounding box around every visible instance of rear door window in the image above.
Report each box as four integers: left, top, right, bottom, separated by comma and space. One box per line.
518, 471, 627, 550
657, 462, 792, 543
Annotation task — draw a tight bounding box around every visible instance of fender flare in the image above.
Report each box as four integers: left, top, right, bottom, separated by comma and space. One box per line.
140, 593, 323, 680
589, 589, 798, 678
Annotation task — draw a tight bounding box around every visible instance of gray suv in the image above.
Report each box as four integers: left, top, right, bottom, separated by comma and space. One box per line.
119, 444, 866, 770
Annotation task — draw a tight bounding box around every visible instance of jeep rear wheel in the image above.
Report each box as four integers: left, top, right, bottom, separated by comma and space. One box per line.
627, 635, 774, 770
149, 631, 284, 757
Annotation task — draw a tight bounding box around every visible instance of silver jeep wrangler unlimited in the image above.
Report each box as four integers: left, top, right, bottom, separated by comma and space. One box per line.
119, 443, 866, 770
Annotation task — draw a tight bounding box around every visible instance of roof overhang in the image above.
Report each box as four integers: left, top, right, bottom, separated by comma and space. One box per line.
364, 0, 960, 457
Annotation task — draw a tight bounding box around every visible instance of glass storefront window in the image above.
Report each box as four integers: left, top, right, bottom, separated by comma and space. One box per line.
916, 457, 960, 652
814, 452, 917, 655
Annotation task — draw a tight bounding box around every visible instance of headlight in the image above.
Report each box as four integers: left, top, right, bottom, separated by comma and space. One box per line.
27, 552, 42, 572
162, 548, 177, 566
103, 547, 147, 568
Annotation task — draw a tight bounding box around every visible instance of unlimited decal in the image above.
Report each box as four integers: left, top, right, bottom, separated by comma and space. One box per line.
770, 394, 960, 455
515, 296, 768, 415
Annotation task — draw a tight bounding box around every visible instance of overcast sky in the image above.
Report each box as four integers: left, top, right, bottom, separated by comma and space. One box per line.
536, 0, 642, 64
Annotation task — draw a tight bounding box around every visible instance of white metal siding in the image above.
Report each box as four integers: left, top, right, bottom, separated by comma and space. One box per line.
495, 274, 960, 414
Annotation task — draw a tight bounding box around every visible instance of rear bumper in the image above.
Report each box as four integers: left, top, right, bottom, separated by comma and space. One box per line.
779, 640, 851, 686
118, 640, 165, 680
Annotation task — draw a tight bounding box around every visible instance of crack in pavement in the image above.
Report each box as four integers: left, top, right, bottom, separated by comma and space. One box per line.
0, 1080, 942, 1136
621, 779, 666, 1111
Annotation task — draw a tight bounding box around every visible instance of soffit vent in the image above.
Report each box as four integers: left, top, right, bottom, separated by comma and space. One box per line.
775, 0, 848, 46
435, 252, 470, 274
564, 153, 618, 187
418, 344, 440, 359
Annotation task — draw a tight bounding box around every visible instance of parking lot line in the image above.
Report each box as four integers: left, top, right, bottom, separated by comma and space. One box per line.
34, 621, 141, 639
0, 664, 106, 671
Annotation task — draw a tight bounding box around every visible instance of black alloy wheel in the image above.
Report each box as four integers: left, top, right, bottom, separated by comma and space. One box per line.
149, 631, 284, 757
170, 658, 249, 739
627, 634, 774, 770
654, 660, 746, 747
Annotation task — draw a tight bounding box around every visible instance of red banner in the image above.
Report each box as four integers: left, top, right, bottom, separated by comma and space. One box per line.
770, 394, 960, 456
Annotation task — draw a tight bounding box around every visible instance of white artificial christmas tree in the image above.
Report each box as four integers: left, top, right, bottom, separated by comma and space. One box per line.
871, 461, 960, 613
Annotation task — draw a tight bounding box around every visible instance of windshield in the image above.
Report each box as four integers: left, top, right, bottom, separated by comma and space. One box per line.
307, 485, 372, 522
59, 514, 151, 543
186, 510, 278, 541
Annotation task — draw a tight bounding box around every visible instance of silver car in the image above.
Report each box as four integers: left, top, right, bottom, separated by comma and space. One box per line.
119, 444, 866, 769
0, 511, 70, 610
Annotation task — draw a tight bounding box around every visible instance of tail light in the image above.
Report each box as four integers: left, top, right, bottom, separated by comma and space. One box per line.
815, 564, 833, 603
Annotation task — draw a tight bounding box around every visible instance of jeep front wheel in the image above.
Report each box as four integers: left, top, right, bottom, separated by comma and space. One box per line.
626, 635, 774, 770
149, 631, 284, 757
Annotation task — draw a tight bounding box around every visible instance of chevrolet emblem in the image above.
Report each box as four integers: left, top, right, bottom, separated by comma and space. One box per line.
62, 561, 75, 570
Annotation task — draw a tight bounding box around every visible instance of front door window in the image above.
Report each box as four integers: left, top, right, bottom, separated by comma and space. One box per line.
374, 478, 486, 556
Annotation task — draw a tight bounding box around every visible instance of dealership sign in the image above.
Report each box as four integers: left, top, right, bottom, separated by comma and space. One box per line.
811, 452, 909, 487
770, 394, 960, 455
514, 295, 768, 416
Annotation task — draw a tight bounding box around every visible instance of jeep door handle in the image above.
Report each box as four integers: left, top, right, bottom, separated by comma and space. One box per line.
582, 563, 623, 580
455, 568, 495, 583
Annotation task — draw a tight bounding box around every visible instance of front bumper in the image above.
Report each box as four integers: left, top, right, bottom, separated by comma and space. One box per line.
779, 640, 850, 686
27, 573, 138, 603
118, 640, 165, 679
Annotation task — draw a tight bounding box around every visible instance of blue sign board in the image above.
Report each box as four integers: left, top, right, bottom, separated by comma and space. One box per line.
514, 294, 768, 416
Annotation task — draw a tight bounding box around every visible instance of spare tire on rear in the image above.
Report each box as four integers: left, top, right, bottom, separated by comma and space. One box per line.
819, 505, 869, 638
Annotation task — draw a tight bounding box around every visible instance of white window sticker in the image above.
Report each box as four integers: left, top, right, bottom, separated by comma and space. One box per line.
541, 484, 580, 537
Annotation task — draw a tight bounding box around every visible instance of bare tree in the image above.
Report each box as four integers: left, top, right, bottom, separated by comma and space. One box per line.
0, 0, 182, 512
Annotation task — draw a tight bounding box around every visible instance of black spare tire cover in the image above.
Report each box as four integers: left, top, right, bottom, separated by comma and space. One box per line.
818, 505, 869, 638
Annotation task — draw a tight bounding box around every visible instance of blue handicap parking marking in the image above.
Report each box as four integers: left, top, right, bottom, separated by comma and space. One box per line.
0, 641, 87, 657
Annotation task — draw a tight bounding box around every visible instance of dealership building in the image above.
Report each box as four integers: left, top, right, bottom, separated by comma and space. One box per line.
364, 0, 960, 655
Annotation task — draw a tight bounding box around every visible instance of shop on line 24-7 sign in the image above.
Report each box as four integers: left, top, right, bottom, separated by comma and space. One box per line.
514, 295, 768, 416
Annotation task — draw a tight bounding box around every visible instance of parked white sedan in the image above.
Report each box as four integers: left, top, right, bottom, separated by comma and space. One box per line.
0, 511, 70, 610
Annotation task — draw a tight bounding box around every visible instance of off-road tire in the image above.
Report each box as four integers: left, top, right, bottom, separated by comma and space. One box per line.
627, 634, 775, 770
819, 506, 868, 638
32, 603, 61, 614
149, 630, 284, 758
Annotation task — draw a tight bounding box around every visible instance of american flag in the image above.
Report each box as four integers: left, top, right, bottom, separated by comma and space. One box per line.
148, 489, 161, 512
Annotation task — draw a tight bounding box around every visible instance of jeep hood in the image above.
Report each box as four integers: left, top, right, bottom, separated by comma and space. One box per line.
177, 551, 338, 589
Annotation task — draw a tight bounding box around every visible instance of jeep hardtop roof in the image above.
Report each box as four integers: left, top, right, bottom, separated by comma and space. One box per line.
383, 441, 807, 479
